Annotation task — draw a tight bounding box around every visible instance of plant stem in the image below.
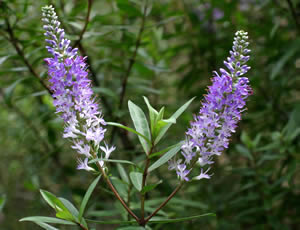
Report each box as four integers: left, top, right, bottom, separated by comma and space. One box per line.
118, 0, 149, 109
73, 0, 93, 48
110, 0, 149, 147
77, 222, 88, 230
143, 182, 184, 225
92, 153, 139, 222
53, 1, 113, 115
139, 144, 154, 225
140, 156, 151, 221
127, 183, 133, 221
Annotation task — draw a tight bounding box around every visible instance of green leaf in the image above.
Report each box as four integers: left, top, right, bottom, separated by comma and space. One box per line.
156, 107, 165, 122
241, 131, 252, 148
59, 198, 88, 228
19, 216, 76, 225
89, 158, 136, 165
128, 100, 151, 153
59, 198, 79, 218
56, 210, 74, 221
143, 96, 158, 132
129, 172, 143, 191
40, 190, 74, 221
154, 97, 195, 145
148, 143, 182, 172
86, 213, 214, 224
40, 190, 65, 211
79, 175, 101, 222
141, 180, 162, 194
152, 118, 176, 139
117, 163, 130, 184
107, 122, 151, 146
235, 144, 253, 161
35, 222, 59, 230
150, 142, 182, 159
148, 213, 215, 223
88, 211, 214, 225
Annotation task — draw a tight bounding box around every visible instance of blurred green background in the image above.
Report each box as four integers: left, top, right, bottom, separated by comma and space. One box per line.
0, 0, 299, 229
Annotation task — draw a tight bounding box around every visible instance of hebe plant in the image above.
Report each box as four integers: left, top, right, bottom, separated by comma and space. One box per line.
20, 5, 252, 230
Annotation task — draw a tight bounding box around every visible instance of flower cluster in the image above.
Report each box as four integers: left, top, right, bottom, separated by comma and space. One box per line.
169, 31, 252, 181
42, 5, 115, 171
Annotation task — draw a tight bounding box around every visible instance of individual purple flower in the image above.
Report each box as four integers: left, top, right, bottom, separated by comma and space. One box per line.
42, 5, 114, 171
213, 8, 224, 20
194, 168, 212, 180
77, 158, 94, 171
176, 164, 191, 182
168, 158, 182, 171
169, 31, 252, 181
98, 143, 116, 168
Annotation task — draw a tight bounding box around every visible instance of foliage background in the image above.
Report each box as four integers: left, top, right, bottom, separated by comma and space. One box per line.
0, 0, 299, 229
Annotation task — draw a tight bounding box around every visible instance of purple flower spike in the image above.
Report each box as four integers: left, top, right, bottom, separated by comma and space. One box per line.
42, 5, 114, 171
169, 31, 252, 181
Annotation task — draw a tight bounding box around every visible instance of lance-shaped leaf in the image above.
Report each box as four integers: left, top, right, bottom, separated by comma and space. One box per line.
117, 163, 130, 184
141, 180, 162, 194
40, 190, 75, 221
129, 172, 143, 191
148, 213, 216, 223
19, 216, 76, 225
150, 142, 182, 159
148, 143, 182, 172
79, 175, 101, 222
128, 100, 151, 153
152, 117, 176, 139
35, 222, 59, 230
143, 96, 158, 132
154, 97, 195, 145
107, 122, 151, 145
85, 213, 215, 224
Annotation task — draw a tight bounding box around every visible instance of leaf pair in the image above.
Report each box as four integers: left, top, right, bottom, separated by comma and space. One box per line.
20, 175, 101, 230
108, 97, 195, 156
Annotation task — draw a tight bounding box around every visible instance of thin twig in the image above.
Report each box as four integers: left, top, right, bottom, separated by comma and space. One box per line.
127, 183, 133, 220
4, 19, 52, 95
91, 152, 140, 222
140, 157, 150, 221
118, 0, 149, 109
73, 0, 93, 48
142, 154, 197, 225
140, 144, 154, 221
143, 182, 184, 225
77, 222, 88, 230
68, 0, 112, 113
53, 1, 113, 114
110, 0, 149, 145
